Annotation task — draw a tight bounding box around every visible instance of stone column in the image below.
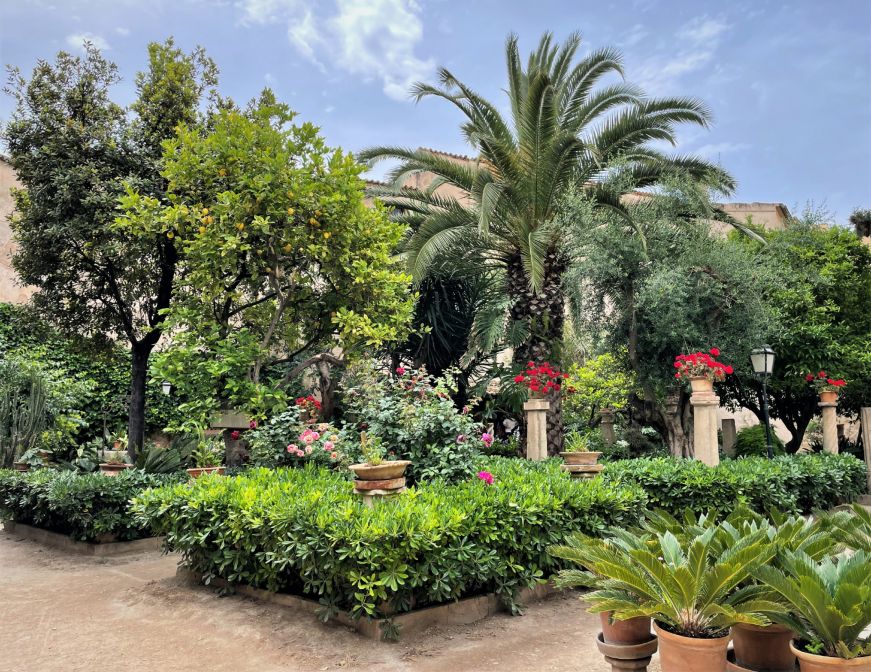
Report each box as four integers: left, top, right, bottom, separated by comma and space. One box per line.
690, 388, 720, 467
819, 398, 838, 454
524, 397, 550, 460
599, 408, 616, 447
861, 407, 871, 493
721, 418, 737, 458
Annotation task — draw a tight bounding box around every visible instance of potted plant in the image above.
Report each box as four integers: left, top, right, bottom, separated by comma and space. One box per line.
805, 372, 847, 404
348, 432, 410, 481
186, 437, 225, 478
112, 432, 128, 451
674, 348, 733, 394
751, 550, 871, 671
99, 449, 133, 476
550, 523, 778, 672
560, 432, 602, 465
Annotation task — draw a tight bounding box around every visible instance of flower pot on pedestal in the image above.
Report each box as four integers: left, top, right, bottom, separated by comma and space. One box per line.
689, 376, 714, 394
819, 390, 838, 404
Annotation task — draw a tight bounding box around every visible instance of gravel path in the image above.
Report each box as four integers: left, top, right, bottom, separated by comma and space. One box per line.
0, 529, 661, 672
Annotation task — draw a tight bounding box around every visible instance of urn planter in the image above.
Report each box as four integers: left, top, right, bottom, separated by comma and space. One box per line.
654, 622, 731, 672
560, 451, 602, 466
348, 460, 411, 481
600, 613, 653, 645
730, 623, 795, 672
186, 467, 226, 479
790, 642, 871, 671
689, 376, 714, 394
99, 463, 134, 476
819, 391, 838, 404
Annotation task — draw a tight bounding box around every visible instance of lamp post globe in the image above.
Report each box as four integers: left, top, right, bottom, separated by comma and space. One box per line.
750, 345, 776, 459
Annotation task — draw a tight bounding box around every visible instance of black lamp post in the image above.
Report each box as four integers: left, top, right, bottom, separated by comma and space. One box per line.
750, 345, 776, 459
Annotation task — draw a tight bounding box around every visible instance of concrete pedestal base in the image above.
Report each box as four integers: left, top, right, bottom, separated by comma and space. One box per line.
819, 400, 838, 454
524, 398, 550, 460
691, 391, 720, 466
353, 478, 407, 507
560, 464, 604, 479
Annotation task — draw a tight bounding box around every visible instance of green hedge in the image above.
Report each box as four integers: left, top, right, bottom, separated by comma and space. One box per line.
0, 469, 182, 541
734, 424, 786, 457
601, 453, 867, 516
132, 458, 647, 620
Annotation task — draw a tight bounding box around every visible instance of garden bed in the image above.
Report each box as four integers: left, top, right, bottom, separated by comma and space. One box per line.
176, 566, 560, 640
2, 520, 163, 556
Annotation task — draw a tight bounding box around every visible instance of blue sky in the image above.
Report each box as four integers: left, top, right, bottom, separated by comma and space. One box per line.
2, 0, 869, 223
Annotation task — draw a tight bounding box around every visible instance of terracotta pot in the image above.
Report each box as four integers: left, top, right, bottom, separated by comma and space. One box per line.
731, 623, 795, 672
596, 632, 658, 671
561, 451, 602, 466
348, 460, 411, 480
790, 641, 871, 671
12, 462, 30, 472
186, 467, 226, 479
819, 391, 838, 404
600, 612, 653, 645
654, 622, 730, 672
99, 463, 134, 476
689, 376, 714, 394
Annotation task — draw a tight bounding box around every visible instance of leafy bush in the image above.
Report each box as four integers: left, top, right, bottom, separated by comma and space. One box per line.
601, 454, 866, 516
734, 424, 786, 457
132, 458, 647, 622
0, 469, 181, 541
341, 362, 485, 483
246, 408, 351, 469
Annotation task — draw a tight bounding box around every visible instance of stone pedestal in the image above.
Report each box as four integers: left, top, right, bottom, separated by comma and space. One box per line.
353, 477, 406, 508
819, 399, 838, 454
600, 408, 616, 447
861, 407, 871, 493
691, 390, 720, 467
721, 418, 737, 458
524, 397, 550, 460
210, 410, 251, 466
560, 464, 604, 479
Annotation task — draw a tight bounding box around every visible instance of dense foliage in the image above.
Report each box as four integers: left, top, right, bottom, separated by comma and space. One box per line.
733, 424, 786, 458
601, 454, 866, 516
132, 459, 647, 626
0, 469, 181, 541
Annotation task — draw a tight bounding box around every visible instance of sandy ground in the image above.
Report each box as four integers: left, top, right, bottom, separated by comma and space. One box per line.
0, 530, 664, 672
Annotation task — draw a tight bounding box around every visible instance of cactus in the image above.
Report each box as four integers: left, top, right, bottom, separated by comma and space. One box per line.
0, 366, 49, 468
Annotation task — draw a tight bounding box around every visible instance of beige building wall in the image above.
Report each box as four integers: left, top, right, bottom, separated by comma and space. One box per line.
0, 156, 32, 304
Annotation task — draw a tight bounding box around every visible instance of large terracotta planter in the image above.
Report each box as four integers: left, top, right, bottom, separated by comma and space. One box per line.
561, 451, 602, 466
654, 622, 730, 672
689, 376, 714, 394
99, 463, 134, 476
600, 612, 652, 645
730, 623, 795, 672
819, 391, 838, 404
186, 467, 226, 479
790, 642, 871, 671
348, 460, 411, 480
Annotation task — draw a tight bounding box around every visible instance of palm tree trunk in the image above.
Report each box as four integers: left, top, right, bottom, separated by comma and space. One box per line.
508, 248, 567, 455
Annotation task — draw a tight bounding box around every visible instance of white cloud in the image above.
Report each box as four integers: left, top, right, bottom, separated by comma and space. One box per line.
692, 141, 751, 160
620, 24, 648, 48
115, 27, 130, 36
677, 16, 730, 45
65, 32, 110, 51
235, 0, 434, 101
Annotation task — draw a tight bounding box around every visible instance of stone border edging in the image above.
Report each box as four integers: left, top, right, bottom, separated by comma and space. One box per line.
2, 521, 164, 557
176, 566, 559, 640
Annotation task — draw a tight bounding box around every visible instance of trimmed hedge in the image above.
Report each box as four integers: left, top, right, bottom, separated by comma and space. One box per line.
601, 453, 867, 516
734, 424, 786, 457
132, 458, 647, 619
0, 469, 182, 541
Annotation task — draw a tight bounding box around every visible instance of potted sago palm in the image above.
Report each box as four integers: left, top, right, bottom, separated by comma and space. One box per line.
560, 432, 602, 466
751, 550, 871, 671
550, 523, 779, 672
348, 432, 410, 481
673, 348, 734, 394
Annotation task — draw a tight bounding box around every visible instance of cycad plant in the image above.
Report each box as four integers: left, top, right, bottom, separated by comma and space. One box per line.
816, 503, 871, 553
751, 550, 871, 659
360, 32, 734, 452
550, 524, 780, 637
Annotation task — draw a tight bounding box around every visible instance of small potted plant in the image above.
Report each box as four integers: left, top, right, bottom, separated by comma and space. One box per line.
674, 348, 733, 394
752, 550, 871, 671
348, 432, 410, 481
805, 372, 847, 404
112, 432, 128, 451
560, 432, 602, 466
186, 437, 225, 478
99, 449, 134, 476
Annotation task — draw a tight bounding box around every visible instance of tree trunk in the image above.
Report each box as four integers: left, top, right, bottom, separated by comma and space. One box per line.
508, 248, 567, 455
127, 343, 152, 460
316, 358, 337, 422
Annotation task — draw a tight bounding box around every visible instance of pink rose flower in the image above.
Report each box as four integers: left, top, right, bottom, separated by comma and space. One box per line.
305, 445, 313, 455
311, 432, 321, 441
330, 451, 338, 460
481, 432, 494, 447
287, 444, 298, 453
324, 441, 334, 451
303, 434, 315, 444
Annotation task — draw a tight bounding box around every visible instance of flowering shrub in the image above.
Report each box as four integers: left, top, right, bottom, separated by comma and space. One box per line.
246, 408, 348, 469
805, 371, 847, 393
513, 361, 570, 396
341, 360, 485, 484
294, 395, 322, 423
477, 470, 494, 485
673, 348, 733, 382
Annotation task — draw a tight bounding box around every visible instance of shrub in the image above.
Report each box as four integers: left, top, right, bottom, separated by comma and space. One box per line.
341, 361, 485, 483
132, 458, 647, 622
734, 424, 786, 457
601, 453, 866, 516
0, 469, 181, 541
246, 408, 351, 469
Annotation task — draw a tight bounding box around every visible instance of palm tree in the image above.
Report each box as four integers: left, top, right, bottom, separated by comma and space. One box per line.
359, 32, 734, 452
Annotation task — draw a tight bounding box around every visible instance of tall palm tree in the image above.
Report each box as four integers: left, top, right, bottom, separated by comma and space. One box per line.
359, 32, 734, 452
